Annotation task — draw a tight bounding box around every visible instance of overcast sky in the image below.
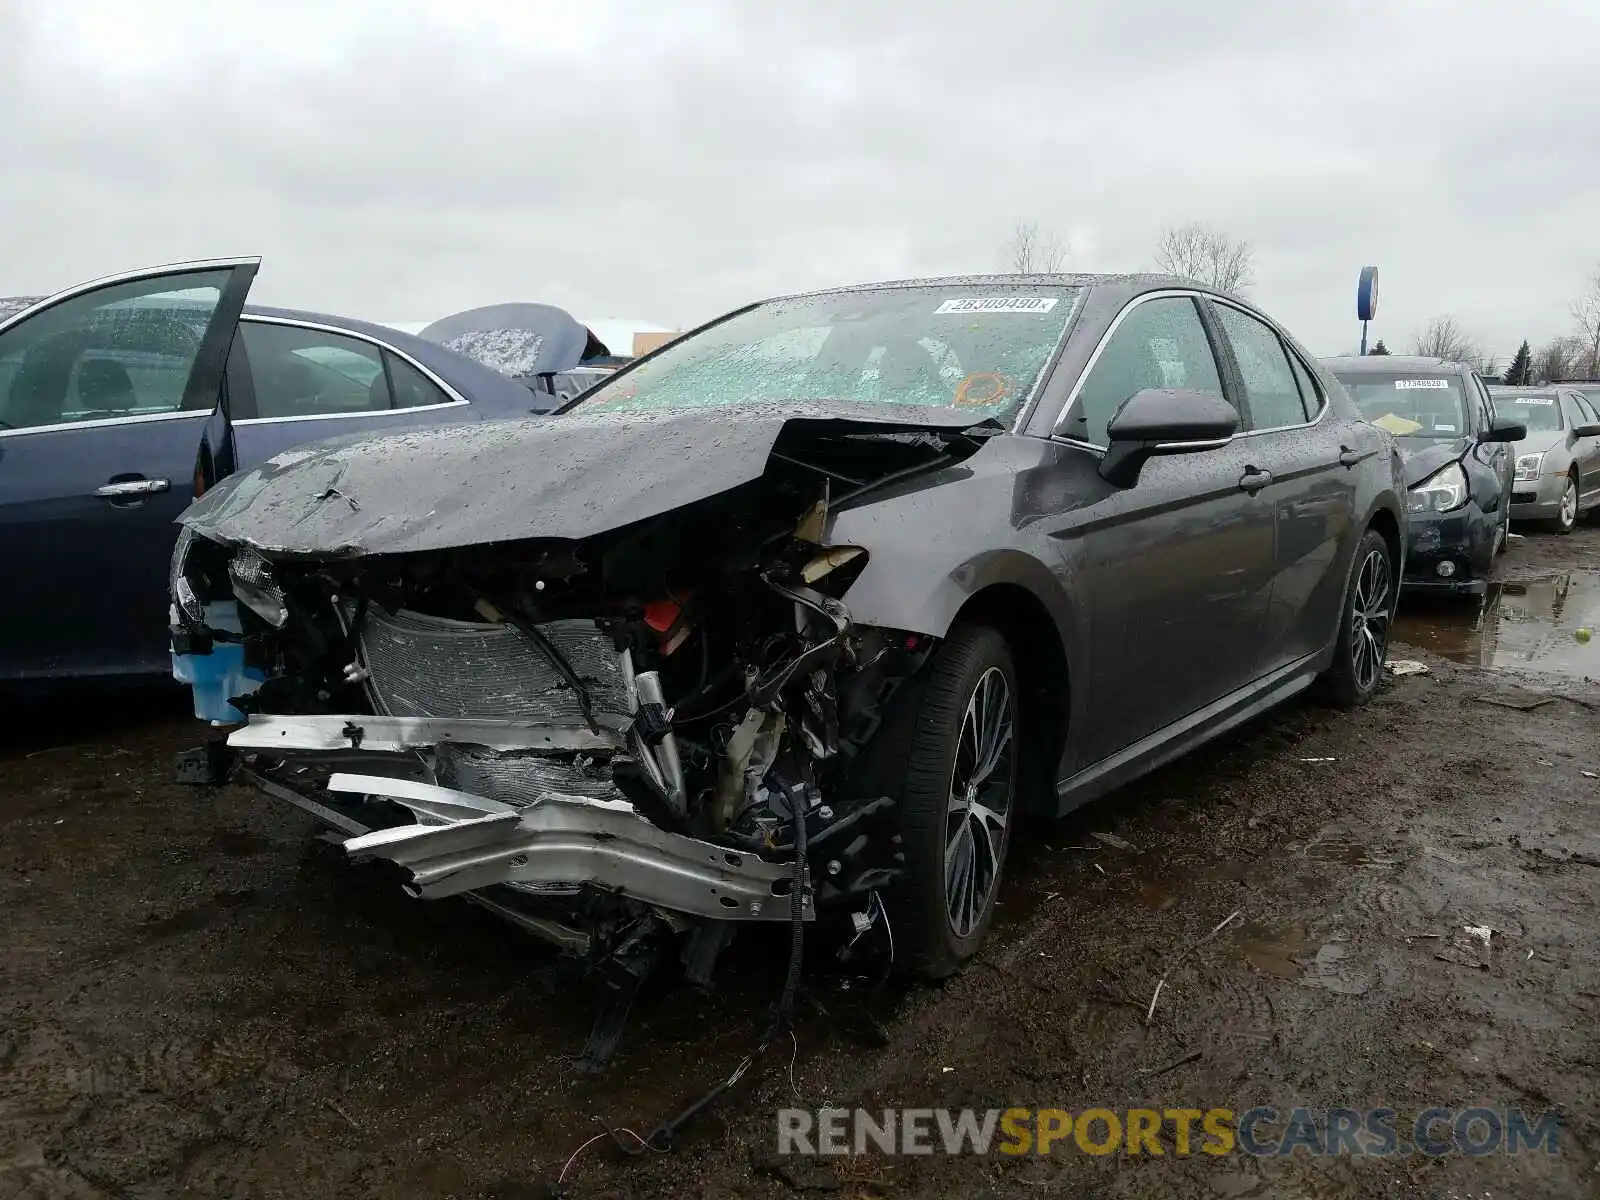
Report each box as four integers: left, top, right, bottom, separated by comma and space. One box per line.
3, 0, 1597, 361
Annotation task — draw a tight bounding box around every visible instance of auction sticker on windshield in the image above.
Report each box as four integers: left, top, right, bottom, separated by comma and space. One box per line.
1513, 397, 1555, 405
1395, 379, 1449, 389
935, 297, 1059, 315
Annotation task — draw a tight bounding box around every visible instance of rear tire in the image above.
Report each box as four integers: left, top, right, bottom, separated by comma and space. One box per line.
1319, 528, 1396, 709
881, 624, 1020, 979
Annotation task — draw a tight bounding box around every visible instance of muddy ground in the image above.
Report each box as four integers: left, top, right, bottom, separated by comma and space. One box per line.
4, 530, 1600, 1200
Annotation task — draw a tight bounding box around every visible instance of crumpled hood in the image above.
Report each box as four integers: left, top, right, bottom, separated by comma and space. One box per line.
179, 400, 993, 557
1398, 436, 1471, 488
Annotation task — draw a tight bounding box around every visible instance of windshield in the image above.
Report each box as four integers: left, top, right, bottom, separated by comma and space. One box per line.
1334, 372, 1468, 438
1492, 391, 1563, 433
574, 284, 1082, 423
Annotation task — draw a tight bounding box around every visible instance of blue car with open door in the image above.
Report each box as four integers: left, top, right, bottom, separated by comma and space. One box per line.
0, 259, 602, 691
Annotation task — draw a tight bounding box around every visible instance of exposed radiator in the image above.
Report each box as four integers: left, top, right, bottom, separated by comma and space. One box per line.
354, 607, 630, 725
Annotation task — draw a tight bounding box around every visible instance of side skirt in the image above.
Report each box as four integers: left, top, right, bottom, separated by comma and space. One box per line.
1052, 652, 1322, 818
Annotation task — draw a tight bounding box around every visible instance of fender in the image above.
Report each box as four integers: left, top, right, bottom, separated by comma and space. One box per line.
825, 440, 1082, 654
835, 539, 1078, 651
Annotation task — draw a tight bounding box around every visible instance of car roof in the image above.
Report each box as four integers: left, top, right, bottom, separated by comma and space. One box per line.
1322, 354, 1472, 373
776, 272, 1235, 302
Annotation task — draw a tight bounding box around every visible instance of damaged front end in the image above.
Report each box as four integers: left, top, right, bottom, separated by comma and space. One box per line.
171, 408, 991, 1061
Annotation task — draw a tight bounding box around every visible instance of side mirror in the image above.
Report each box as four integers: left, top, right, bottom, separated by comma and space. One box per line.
1480, 417, 1527, 443
1100, 389, 1239, 487
1574, 422, 1600, 438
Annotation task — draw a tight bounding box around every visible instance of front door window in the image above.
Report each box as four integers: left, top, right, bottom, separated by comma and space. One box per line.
0, 271, 235, 432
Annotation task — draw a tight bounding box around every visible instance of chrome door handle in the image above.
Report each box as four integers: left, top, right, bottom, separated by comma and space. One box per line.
94, 478, 170, 498
1239, 467, 1273, 493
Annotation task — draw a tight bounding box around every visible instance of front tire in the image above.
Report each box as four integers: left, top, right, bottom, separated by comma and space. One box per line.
885, 624, 1019, 979
1551, 473, 1579, 534
1320, 528, 1395, 708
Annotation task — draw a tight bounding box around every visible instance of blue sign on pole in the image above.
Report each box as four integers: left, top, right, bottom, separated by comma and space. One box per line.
1357, 266, 1380, 322
1357, 266, 1379, 355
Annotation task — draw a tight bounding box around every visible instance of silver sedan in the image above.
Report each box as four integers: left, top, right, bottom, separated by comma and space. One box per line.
1491, 385, 1600, 532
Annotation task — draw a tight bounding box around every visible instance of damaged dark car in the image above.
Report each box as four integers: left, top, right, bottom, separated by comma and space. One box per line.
171, 275, 1406, 1060
1325, 354, 1525, 594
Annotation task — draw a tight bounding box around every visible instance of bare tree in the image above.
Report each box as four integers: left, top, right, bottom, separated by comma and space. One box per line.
1153, 222, 1254, 293
1569, 269, 1600, 378
1006, 220, 1068, 273
1411, 315, 1481, 365
1534, 336, 1585, 383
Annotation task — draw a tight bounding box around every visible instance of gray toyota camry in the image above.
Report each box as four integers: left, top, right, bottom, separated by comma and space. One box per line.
170, 273, 1405, 1051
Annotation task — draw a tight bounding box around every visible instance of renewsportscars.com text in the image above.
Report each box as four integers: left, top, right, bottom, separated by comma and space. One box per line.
777, 1106, 1562, 1158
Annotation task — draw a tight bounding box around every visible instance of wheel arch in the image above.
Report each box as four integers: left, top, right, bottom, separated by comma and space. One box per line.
949, 582, 1071, 817
1366, 504, 1402, 569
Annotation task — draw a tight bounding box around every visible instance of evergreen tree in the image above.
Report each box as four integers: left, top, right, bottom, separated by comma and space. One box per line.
1367, 339, 1391, 355
1504, 340, 1533, 385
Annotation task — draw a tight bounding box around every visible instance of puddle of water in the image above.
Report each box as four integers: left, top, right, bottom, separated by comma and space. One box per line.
1235, 921, 1308, 978
1303, 942, 1372, 995
1233, 924, 1373, 995
1392, 570, 1600, 679
1137, 881, 1178, 911
1302, 838, 1392, 866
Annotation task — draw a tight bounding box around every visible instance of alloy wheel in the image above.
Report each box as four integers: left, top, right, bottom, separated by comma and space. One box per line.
1349, 547, 1393, 693
1560, 478, 1578, 528
944, 667, 1016, 938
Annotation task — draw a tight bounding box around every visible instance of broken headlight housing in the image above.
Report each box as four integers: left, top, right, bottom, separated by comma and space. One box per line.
169, 526, 204, 623
228, 549, 289, 628
1407, 462, 1468, 514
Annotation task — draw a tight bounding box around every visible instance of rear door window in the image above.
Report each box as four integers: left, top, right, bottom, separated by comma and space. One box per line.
386, 351, 457, 409
1287, 352, 1324, 420
239, 322, 389, 419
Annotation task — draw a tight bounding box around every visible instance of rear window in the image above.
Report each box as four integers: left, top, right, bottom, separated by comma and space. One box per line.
1332, 372, 1467, 437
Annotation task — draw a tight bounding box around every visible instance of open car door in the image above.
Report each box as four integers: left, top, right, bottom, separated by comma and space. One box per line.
0, 258, 258, 686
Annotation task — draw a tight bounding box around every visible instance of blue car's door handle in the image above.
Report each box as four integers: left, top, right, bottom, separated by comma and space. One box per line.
94, 478, 170, 499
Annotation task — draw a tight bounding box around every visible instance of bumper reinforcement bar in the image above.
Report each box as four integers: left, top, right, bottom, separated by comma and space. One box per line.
227, 713, 623, 755
327, 773, 809, 922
